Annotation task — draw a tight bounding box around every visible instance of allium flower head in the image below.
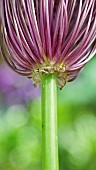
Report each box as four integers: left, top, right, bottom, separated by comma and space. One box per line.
0, 0, 96, 89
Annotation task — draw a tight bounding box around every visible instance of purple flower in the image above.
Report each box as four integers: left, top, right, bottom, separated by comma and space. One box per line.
0, 64, 40, 106
0, 0, 96, 89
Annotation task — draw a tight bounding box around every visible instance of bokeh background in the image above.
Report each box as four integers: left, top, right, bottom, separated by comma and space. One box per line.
0, 54, 96, 170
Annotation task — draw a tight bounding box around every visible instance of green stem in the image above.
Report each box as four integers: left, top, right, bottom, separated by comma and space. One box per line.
41, 74, 59, 170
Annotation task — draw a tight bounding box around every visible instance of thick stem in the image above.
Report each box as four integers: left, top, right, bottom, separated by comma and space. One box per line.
41, 74, 59, 170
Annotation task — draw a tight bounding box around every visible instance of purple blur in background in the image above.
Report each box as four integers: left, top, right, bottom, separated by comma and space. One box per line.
0, 64, 40, 106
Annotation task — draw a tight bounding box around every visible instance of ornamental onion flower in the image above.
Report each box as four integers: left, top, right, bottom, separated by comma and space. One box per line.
0, 1, 96, 170
0, 0, 96, 89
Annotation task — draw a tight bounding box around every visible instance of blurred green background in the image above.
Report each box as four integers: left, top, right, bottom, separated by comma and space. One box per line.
0, 56, 96, 170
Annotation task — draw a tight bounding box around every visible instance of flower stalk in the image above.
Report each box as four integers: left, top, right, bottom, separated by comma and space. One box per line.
41, 74, 59, 170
